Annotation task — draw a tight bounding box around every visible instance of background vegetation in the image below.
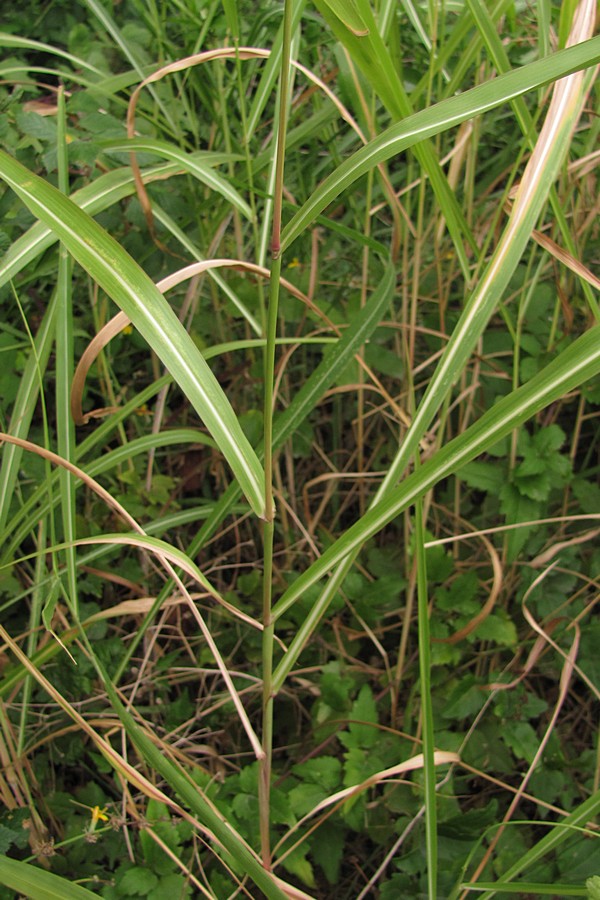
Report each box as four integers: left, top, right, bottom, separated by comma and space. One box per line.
0, 0, 598, 897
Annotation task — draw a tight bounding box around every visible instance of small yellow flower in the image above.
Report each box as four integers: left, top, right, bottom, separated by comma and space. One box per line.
122, 324, 133, 335
71, 800, 111, 836
90, 806, 109, 827
287, 257, 301, 269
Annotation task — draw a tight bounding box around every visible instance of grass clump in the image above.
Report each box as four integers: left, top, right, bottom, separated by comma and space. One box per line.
0, 0, 599, 897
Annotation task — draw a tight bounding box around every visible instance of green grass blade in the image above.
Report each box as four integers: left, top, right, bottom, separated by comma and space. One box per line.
0, 295, 57, 533
55, 87, 78, 614
0, 31, 106, 77
312, 0, 477, 274
0, 163, 185, 290
471, 789, 600, 898
319, 0, 370, 35
222, 0, 240, 40
415, 490, 437, 898
271, 324, 600, 618
280, 35, 600, 251
100, 138, 251, 218
151, 204, 263, 333
461, 883, 588, 896
338, 7, 596, 513
0, 151, 266, 518
275, 256, 395, 445
246, 0, 305, 138
101, 674, 289, 900
111, 256, 395, 684
83, 0, 176, 130
465, 0, 599, 320
0, 856, 98, 900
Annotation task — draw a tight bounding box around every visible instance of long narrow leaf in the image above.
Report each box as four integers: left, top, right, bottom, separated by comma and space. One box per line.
100, 139, 251, 218
280, 35, 600, 251
0, 163, 185, 290
315, 0, 476, 276
271, 325, 600, 619
0, 151, 266, 518
111, 256, 396, 682
0, 295, 57, 533
0, 856, 98, 900
472, 788, 600, 899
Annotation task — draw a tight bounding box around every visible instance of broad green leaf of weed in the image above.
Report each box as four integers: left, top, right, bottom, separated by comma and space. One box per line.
430, 630, 462, 668
502, 720, 540, 767
513, 456, 553, 502
441, 675, 487, 720
435, 570, 479, 614
319, 662, 356, 711
528, 767, 567, 812
380, 874, 414, 898
139, 799, 181, 875
587, 876, 600, 900
148, 875, 191, 900
310, 820, 346, 884
288, 781, 328, 818
461, 721, 515, 773
116, 865, 159, 896
268, 786, 297, 828
280, 844, 316, 889
238, 761, 259, 793
232, 791, 259, 824
439, 801, 499, 841
470, 612, 517, 647
556, 833, 600, 884
346, 683, 379, 749
292, 756, 342, 791
364, 341, 403, 378
424, 537, 455, 584
16, 110, 57, 143
458, 460, 505, 495
0, 808, 30, 854
519, 557, 579, 618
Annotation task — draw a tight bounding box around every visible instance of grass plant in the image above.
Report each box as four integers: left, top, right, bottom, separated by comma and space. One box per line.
0, 0, 598, 897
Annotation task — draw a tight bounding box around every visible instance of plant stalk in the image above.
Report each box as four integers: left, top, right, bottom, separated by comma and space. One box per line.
259, 0, 294, 868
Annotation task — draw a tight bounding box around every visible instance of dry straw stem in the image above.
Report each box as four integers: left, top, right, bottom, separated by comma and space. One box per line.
0, 625, 188, 817
504, 201, 600, 292
0, 625, 293, 899
0, 432, 264, 759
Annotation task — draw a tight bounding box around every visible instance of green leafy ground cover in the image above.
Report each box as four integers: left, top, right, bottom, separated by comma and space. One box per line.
0, 0, 598, 897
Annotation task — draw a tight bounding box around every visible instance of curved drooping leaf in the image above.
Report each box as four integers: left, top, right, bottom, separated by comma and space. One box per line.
0, 150, 266, 517
99, 138, 250, 217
